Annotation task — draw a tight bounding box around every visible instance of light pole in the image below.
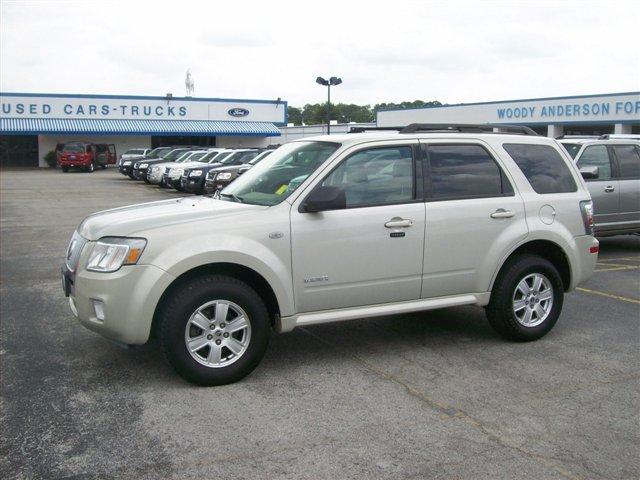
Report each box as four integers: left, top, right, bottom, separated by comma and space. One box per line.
316, 76, 342, 134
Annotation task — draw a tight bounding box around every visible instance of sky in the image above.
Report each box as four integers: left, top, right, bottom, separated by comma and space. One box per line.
1, 0, 639, 107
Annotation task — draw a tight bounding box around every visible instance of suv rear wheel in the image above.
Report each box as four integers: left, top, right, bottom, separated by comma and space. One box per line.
158, 275, 270, 385
86, 162, 95, 173
486, 254, 564, 341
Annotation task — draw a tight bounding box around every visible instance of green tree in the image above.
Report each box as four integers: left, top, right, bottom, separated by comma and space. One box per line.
287, 106, 303, 125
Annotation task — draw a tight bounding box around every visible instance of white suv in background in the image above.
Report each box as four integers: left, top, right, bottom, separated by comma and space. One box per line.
62, 124, 599, 386
559, 138, 640, 236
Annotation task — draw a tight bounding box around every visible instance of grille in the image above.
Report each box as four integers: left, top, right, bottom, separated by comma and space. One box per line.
66, 231, 87, 272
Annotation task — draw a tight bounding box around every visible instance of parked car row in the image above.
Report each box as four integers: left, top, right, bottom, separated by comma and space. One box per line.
118, 146, 273, 194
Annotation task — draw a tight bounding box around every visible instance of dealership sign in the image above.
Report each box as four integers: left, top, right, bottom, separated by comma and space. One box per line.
0, 93, 286, 124
377, 92, 640, 126
227, 107, 250, 117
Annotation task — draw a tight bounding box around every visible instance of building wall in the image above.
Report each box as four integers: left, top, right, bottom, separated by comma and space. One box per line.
376, 92, 640, 137
269, 123, 376, 145
216, 136, 271, 148
38, 135, 151, 167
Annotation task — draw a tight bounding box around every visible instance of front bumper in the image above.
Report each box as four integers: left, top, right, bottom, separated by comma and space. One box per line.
164, 174, 182, 189
119, 165, 133, 175
182, 175, 205, 192
204, 179, 230, 194
147, 169, 163, 184
63, 262, 176, 345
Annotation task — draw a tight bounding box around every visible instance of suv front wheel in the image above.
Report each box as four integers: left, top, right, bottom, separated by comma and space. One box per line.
486, 254, 564, 341
158, 275, 270, 385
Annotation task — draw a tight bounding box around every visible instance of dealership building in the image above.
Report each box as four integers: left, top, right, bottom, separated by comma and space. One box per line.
0, 92, 286, 167
377, 92, 640, 137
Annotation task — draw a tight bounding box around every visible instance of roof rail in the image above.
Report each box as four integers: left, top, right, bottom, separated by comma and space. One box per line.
399, 123, 539, 136
348, 126, 404, 133
599, 134, 640, 140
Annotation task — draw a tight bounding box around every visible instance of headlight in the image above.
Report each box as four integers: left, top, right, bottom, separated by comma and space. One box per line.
217, 172, 232, 180
151, 166, 160, 173
189, 170, 203, 177
86, 237, 147, 273
123, 161, 132, 166
139, 163, 148, 168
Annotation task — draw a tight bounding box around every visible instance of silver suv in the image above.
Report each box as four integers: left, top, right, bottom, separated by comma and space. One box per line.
560, 139, 640, 236
62, 124, 599, 386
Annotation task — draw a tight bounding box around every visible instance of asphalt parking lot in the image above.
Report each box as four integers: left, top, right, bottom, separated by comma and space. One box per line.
1, 167, 639, 480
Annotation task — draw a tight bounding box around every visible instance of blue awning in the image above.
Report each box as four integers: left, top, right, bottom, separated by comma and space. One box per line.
0, 117, 281, 136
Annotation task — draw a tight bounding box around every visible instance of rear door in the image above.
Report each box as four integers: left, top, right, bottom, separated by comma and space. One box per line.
610, 144, 640, 231
420, 141, 528, 297
576, 145, 619, 230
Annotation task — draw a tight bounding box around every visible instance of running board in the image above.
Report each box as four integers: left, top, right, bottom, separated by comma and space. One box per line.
276, 293, 489, 333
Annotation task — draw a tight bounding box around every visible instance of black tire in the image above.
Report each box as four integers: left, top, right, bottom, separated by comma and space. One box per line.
485, 254, 564, 342
101, 164, 107, 169
87, 162, 95, 173
61, 167, 69, 173
158, 275, 270, 386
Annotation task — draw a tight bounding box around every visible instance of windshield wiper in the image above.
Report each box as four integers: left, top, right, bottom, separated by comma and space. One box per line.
219, 192, 244, 203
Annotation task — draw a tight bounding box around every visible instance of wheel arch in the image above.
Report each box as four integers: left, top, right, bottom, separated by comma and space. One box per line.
490, 239, 572, 293
150, 262, 282, 339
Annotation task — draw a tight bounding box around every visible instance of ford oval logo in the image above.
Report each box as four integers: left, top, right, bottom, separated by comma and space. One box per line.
228, 108, 249, 117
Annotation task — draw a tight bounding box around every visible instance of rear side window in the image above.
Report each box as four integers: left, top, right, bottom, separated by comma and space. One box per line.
577, 145, 612, 180
612, 145, 640, 179
426, 144, 509, 200
503, 144, 577, 194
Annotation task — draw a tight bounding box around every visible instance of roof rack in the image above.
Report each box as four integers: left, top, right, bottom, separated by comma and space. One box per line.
348, 126, 404, 133
399, 123, 539, 136
598, 134, 640, 140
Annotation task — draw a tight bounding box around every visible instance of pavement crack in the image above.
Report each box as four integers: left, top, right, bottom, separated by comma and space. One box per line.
300, 327, 584, 480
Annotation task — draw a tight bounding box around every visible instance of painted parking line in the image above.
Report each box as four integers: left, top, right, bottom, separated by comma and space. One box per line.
576, 287, 640, 305
594, 262, 640, 272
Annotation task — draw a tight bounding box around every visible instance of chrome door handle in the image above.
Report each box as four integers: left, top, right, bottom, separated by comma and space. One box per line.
385, 217, 413, 228
490, 209, 515, 219
604, 186, 615, 193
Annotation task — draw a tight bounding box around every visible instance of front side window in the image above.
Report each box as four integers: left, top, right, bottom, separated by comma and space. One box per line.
320, 146, 414, 207
222, 141, 340, 206
577, 145, 611, 180
503, 143, 577, 194
612, 145, 640, 179
427, 144, 506, 200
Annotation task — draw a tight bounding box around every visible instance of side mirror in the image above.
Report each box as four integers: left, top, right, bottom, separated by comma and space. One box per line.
580, 165, 599, 180
302, 186, 346, 213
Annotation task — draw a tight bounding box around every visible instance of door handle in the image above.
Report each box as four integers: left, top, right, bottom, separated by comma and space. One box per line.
490, 209, 515, 219
384, 217, 413, 228
604, 186, 615, 193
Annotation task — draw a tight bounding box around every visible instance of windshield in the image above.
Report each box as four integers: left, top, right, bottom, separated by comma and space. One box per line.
249, 151, 271, 165
197, 151, 221, 162
187, 152, 207, 162
560, 143, 582, 159
211, 151, 234, 163
63, 144, 85, 153
221, 141, 340, 206
163, 149, 189, 161
124, 149, 144, 155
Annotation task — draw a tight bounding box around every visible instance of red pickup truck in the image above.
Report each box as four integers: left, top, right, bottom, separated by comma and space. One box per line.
56, 142, 117, 172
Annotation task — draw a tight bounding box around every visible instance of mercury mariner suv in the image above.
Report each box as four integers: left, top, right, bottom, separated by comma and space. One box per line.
62, 124, 599, 386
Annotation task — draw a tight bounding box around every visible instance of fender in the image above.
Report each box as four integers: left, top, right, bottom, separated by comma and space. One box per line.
145, 233, 295, 317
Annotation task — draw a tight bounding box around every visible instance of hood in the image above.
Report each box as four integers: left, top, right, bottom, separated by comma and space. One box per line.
78, 196, 266, 240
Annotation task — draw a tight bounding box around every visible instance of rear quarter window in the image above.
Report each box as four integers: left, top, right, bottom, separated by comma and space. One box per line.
503, 143, 577, 194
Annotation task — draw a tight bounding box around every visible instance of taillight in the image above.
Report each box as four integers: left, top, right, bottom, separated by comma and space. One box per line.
579, 200, 594, 236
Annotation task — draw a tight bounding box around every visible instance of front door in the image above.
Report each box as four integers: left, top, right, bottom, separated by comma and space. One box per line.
291, 143, 426, 313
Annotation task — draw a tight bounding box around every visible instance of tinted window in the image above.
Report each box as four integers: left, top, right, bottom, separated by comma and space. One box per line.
561, 143, 582, 159
503, 144, 577, 194
322, 146, 413, 207
427, 145, 504, 199
577, 145, 611, 180
613, 145, 640, 178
